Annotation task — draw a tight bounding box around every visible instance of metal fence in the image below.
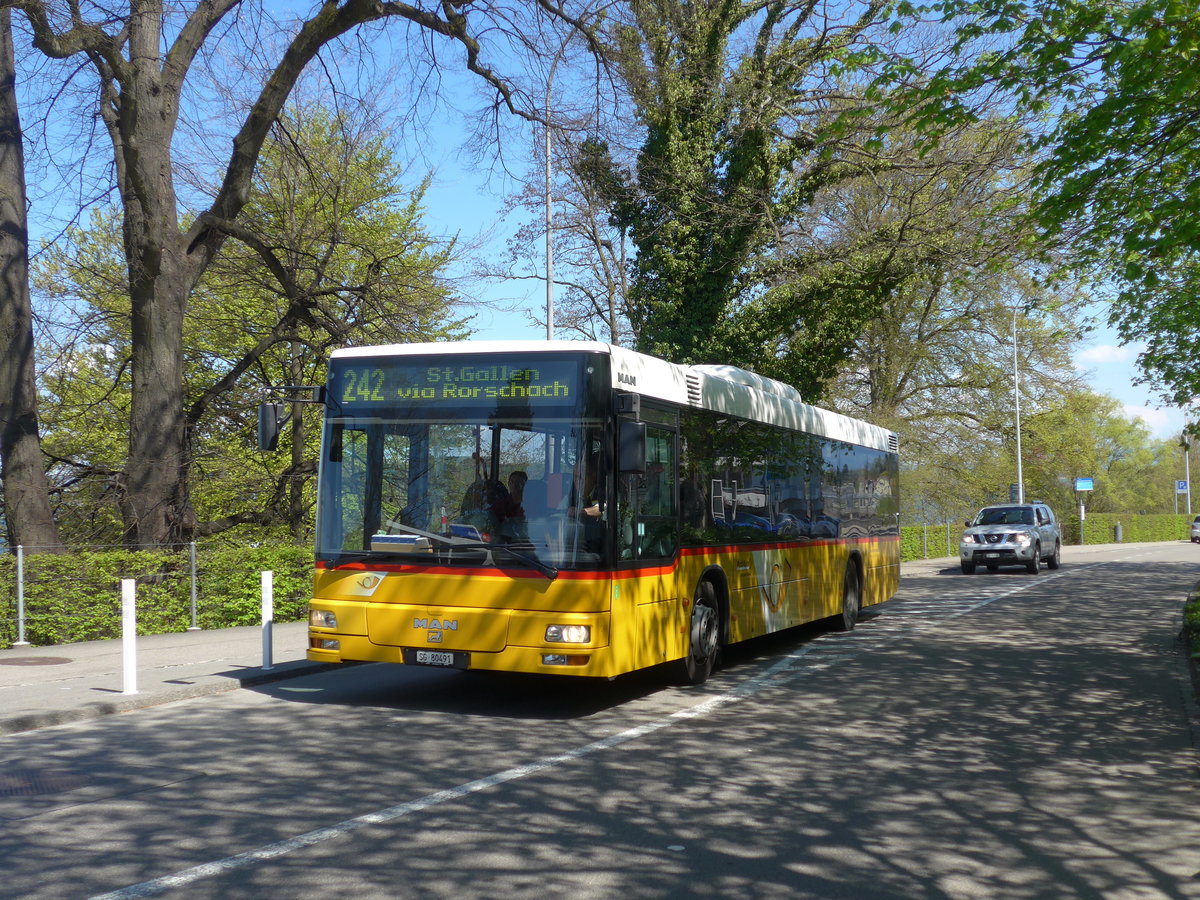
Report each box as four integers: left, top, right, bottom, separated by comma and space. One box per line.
1, 541, 311, 649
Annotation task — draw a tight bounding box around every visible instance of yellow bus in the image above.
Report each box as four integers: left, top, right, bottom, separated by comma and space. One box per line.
295, 341, 899, 684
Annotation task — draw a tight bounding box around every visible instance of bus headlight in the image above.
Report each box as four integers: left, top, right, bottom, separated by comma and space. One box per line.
545, 624, 590, 643
310, 609, 337, 629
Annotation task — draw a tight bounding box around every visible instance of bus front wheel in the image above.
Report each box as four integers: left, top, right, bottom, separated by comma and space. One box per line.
682, 580, 721, 685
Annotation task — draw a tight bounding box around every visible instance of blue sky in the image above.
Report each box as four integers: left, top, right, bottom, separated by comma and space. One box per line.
1072, 329, 1185, 441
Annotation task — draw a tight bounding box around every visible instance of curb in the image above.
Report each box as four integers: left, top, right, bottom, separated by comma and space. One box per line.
0, 659, 339, 737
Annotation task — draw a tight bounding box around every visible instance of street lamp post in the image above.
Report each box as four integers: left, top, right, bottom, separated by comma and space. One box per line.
543, 27, 579, 342
543, 5, 611, 342
544, 53, 559, 342
1013, 305, 1024, 504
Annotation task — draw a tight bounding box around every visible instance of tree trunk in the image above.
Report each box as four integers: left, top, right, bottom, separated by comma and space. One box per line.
12, 0, 534, 547
0, 9, 63, 553
288, 338, 307, 540
110, 2, 199, 548
119, 258, 195, 547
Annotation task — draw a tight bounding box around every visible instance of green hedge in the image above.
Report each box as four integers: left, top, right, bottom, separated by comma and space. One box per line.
900, 513, 1194, 562
901, 524, 954, 562
0, 544, 312, 649
1184, 584, 1200, 659
1060, 513, 1191, 545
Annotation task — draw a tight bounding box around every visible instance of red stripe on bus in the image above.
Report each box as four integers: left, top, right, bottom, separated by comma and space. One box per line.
317, 534, 898, 580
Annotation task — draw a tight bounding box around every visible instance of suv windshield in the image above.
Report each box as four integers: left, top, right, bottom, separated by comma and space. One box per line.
976, 507, 1034, 526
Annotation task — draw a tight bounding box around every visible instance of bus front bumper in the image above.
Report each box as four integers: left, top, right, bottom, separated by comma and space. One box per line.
307, 633, 614, 676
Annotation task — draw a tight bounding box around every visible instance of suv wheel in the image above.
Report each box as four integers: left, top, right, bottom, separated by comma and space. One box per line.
1026, 544, 1041, 574
1046, 541, 1061, 570
960, 561, 976, 575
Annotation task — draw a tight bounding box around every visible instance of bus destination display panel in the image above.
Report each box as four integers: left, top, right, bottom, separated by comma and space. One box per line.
329, 356, 584, 410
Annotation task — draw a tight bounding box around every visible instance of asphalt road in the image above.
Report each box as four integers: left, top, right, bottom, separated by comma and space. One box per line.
2, 543, 1198, 900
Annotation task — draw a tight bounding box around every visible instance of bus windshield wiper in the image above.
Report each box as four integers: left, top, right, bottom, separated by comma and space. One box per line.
324, 550, 410, 566
478, 543, 559, 581
381, 522, 559, 581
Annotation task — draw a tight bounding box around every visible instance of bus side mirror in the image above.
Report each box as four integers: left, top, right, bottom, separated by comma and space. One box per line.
258, 402, 284, 451
618, 420, 646, 474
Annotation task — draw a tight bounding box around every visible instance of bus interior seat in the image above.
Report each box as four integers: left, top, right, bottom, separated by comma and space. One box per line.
522, 479, 549, 518
546, 472, 565, 507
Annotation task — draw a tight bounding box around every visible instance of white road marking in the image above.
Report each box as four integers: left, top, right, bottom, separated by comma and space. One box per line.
89, 570, 1071, 899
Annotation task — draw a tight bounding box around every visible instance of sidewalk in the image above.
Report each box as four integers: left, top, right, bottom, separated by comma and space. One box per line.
0, 545, 1182, 736
0, 621, 332, 735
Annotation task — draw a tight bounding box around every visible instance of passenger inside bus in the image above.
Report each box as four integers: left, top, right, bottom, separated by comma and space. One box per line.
458, 479, 519, 539
562, 455, 602, 518
507, 470, 528, 508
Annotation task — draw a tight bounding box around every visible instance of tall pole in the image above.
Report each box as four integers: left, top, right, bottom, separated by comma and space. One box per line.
542, 5, 611, 342
544, 34, 574, 343
544, 74, 554, 341
1013, 306, 1024, 503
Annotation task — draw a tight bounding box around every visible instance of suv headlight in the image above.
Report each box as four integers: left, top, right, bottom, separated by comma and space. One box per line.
1010, 532, 1032, 545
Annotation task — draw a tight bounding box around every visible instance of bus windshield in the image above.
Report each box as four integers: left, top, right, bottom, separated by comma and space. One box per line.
315, 353, 612, 571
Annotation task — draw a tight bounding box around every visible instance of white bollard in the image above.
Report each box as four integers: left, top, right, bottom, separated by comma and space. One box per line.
14, 545, 29, 647
121, 578, 138, 695
261, 570, 274, 671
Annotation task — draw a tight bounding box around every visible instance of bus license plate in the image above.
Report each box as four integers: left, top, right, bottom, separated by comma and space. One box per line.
410, 650, 458, 667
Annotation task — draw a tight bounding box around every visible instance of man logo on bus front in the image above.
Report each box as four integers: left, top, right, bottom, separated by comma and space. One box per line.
414, 618, 457, 643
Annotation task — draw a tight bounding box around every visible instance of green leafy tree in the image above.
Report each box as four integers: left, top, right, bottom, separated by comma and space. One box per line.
754, 113, 1042, 399
900, 389, 1180, 524
195, 103, 467, 539
34, 104, 464, 545
6, 0, 553, 548
567, 1, 1047, 404
884, 0, 1200, 411
584, 0, 893, 371
1020, 391, 1180, 516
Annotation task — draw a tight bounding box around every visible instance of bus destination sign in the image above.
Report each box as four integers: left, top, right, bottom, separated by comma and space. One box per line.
332, 358, 578, 406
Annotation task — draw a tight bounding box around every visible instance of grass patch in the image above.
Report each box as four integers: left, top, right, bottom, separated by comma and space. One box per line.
1185, 585, 1200, 701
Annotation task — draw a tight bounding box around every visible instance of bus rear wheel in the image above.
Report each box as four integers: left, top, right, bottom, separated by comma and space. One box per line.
836, 563, 861, 632
682, 580, 721, 685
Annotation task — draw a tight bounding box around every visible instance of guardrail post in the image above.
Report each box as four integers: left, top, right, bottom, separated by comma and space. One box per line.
261, 570, 274, 671
14, 545, 29, 647
121, 578, 138, 695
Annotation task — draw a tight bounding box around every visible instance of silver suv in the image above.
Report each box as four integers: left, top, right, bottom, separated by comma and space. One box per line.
959, 502, 1061, 574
